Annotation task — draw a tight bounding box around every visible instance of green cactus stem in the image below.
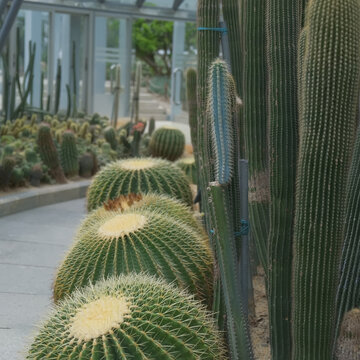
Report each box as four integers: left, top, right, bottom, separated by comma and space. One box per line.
336, 126, 360, 341
207, 59, 236, 185
187, 68, 198, 156
54, 208, 213, 304
0, 156, 15, 189
54, 59, 61, 114
293, 0, 360, 358
79, 152, 94, 178
176, 156, 198, 185
86, 157, 193, 211
132, 61, 142, 123
104, 126, 117, 150
148, 117, 155, 136
37, 124, 66, 184
149, 127, 185, 161
266, 0, 303, 357
29, 274, 225, 360
60, 130, 79, 178
71, 41, 77, 117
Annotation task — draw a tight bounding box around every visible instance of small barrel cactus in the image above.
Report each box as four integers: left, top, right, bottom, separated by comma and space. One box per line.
176, 156, 198, 184
149, 127, 185, 161
37, 124, 66, 184
25, 149, 39, 164
54, 208, 213, 303
10, 167, 25, 187
30, 164, 43, 187
104, 126, 117, 150
86, 157, 193, 211
60, 131, 79, 178
29, 274, 224, 359
79, 153, 94, 178
0, 156, 16, 189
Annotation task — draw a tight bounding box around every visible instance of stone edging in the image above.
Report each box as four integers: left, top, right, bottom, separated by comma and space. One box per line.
0, 180, 91, 218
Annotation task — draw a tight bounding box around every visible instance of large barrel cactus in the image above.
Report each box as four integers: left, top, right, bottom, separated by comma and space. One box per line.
293, 0, 360, 358
103, 193, 204, 233
37, 124, 66, 184
54, 208, 213, 303
28, 274, 225, 359
149, 127, 185, 161
60, 130, 79, 177
86, 157, 193, 210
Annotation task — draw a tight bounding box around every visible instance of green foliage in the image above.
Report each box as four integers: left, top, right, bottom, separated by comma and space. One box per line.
30, 164, 43, 187
60, 131, 79, 177
87, 157, 193, 211
149, 127, 185, 161
0, 156, 16, 189
293, 0, 360, 358
54, 207, 213, 303
29, 274, 225, 360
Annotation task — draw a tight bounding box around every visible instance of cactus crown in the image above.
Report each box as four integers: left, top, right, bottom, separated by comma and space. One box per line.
119, 158, 157, 170
207, 58, 237, 185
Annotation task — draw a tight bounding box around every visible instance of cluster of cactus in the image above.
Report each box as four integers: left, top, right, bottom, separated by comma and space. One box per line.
86, 157, 193, 211
149, 126, 185, 161
54, 207, 213, 303
29, 274, 224, 360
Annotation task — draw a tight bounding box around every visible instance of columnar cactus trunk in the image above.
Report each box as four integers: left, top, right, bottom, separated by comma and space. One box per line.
266, 0, 302, 358
187, 68, 198, 157
293, 1, 360, 359
242, 0, 269, 274
336, 126, 360, 342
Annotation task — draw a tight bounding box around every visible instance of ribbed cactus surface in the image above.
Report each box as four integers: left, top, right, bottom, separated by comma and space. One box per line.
149, 127, 185, 161
187, 68, 198, 156
104, 126, 117, 150
37, 124, 66, 184
79, 153, 94, 178
266, 0, 302, 358
243, 0, 269, 273
176, 156, 198, 185
207, 59, 236, 185
60, 131, 79, 177
54, 209, 213, 303
103, 193, 203, 233
87, 158, 193, 210
29, 274, 224, 359
293, 1, 360, 358
336, 126, 360, 337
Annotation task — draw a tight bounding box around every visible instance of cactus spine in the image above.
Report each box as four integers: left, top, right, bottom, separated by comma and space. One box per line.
242, 0, 269, 274
37, 124, 66, 184
293, 0, 360, 358
149, 127, 185, 161
87, 158, 193, 210
336, 126, 360, 340
29, 274, 225, 360
60, 130, 79, 177
266, 0, 302, 357
207, 59, 236, 185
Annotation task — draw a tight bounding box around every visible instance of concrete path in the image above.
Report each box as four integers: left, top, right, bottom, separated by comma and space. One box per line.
0, 199, 86, 360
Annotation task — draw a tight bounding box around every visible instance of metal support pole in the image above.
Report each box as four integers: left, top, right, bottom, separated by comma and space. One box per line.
0, 0, 9, 22
0, 0, 24, 53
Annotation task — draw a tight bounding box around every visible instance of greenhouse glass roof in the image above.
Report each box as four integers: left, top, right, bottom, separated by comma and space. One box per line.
23, 0, 197, 21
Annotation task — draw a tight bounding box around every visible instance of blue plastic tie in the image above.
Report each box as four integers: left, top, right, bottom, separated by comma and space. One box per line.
210, 229, 215, 234
197, 27, 228, 34
239, 219, 250, 236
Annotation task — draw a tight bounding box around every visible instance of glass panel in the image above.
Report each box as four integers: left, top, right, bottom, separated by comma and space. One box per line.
179, 0, 197, 11
93, 16, 129, 118
52, 13, 88, 113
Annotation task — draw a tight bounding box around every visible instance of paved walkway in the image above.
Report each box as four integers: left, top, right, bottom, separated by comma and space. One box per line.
0, 199, 86, 360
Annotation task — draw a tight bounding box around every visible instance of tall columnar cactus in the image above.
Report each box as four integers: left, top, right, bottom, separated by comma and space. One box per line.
293, 1, 360, 358
37, 124, 66, 184
54, 59, 61, 114
54, 208, 213, 303
207, 59, 236, 185
60, 130, 79, 178
0, 156, 15, 189
104, 126, 117, 150
196, 0, 220, 230
149, 127, 185, 161
176, 156, 198, 185
336, 126, 360, 340
266, 0, 302, 358
29, 274, 225, 360
133, 61, 142, 123
87, 158, 193, 211
242, 0, 269, 274
187, 68, 198, 156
